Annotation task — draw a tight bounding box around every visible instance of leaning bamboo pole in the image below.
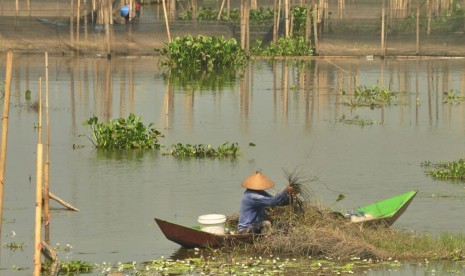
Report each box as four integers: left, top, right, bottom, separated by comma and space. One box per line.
48, 192, 79, 211
34, 76, 44, 276
217, 0, 226, 20
0, 52, 13, 240
162, 0, 171, 41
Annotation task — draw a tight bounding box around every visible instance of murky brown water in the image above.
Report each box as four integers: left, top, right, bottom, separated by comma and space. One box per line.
1, 54, 465, 274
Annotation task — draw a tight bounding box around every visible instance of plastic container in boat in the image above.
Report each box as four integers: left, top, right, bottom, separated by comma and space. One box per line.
197, 214, 226, 235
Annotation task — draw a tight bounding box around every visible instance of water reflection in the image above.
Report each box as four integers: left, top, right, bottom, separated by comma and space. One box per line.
1, 54, 465, 275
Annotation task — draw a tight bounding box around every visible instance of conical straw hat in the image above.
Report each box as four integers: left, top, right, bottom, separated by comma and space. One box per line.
241, 171, 275, 190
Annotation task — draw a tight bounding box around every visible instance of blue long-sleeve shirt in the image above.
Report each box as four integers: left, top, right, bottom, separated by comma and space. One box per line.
238, 189, 290, 231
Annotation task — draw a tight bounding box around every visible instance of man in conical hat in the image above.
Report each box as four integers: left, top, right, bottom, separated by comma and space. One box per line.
238, 171, 293, 234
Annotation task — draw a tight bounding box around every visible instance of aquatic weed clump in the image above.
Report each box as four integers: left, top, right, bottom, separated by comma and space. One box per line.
423, 158, 465, 181
162, 142, 241, 158
344, 85, 399, 108
157, 35, 248, 72
84, 113, 163, 149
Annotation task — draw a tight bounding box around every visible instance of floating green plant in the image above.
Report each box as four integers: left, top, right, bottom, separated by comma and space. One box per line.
178, 7, 274, 22
344, 85, 398, 108
3, 242, 24, 251
443, 90, 465, 105
423, 158, 465, 181
163, 142, 242, 158
56, 260, 95, 274
157, 35, 248, 72
163, 66, 238, 91
252, 36, 315, 57
84, 113, 163, 149
338, 115, 380, 127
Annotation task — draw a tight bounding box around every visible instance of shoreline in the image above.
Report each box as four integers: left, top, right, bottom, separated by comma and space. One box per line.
2, 17, 465, 58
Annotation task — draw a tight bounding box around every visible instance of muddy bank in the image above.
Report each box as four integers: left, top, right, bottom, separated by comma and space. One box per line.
1, 16, 465, 57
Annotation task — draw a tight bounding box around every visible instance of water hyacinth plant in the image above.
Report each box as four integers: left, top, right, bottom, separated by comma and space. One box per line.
344, 85, 398, 108
423, 159, 465, 181
252, 36, 315, 57
157, 35, 248, 72
84, 113, 163, 149
163, 142, 241, 158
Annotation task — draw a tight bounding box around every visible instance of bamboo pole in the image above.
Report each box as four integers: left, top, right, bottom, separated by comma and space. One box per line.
71, 0, 75, 48
285, 0, 289, 37
49, 192, 80, 211
162, 0, 171, 41
306, 0, 311, 42
0, 52, 13, 240
245, 0, 250, 51
273, 0, 278, 43
104, 0, 111, 58
381, 0, 385, 57
217, 0, 226, 20
241, 0, 245, 49
416, 4, 420, 55
41, 241, 58, 274
313, 3, 318, 52
34, 76, 44, 276
44, 52, 51, 245
77, 0, 81, 51
192, 0, 197, 21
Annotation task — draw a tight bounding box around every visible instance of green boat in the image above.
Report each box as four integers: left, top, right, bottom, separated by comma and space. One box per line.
344, 190, 418, 226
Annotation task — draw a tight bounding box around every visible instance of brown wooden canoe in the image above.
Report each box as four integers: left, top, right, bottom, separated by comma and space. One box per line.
154, 218, 256, 248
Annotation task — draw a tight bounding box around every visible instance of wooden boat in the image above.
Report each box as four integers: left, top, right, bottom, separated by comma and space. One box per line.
345, 190, 418, 226
154, 218, 256, 248
155, 190, 418, 248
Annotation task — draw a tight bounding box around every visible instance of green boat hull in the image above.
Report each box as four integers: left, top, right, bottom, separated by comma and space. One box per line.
350, 190, 418, 226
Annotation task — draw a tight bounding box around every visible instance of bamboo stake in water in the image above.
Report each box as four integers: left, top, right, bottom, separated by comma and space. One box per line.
34, 76, 44, 276
44, 52, 51, 245
0, 51, 13, 240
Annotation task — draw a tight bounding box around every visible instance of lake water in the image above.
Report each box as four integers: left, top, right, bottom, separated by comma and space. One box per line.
0, 54, 464, 275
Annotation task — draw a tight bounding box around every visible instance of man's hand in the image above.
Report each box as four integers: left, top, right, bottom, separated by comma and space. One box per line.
285, 185, 297, 201
284, 185, 293, 193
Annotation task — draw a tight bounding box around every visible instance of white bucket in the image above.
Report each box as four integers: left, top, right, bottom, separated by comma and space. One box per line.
198, 214, 226, 235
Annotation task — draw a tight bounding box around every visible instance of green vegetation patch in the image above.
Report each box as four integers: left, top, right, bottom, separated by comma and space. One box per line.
423, 159, 465, 181
84, 113, 163, 149
338, 115, 381, 127
163, 142, 241, 158
157, 35, 248, 72
344, 85, 399, 108
443, 89, 465, 105
252, 36, 315, 57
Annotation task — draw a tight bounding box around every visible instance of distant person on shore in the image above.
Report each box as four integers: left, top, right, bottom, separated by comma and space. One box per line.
135, 1, 141, 21
121, 3, 130, 23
